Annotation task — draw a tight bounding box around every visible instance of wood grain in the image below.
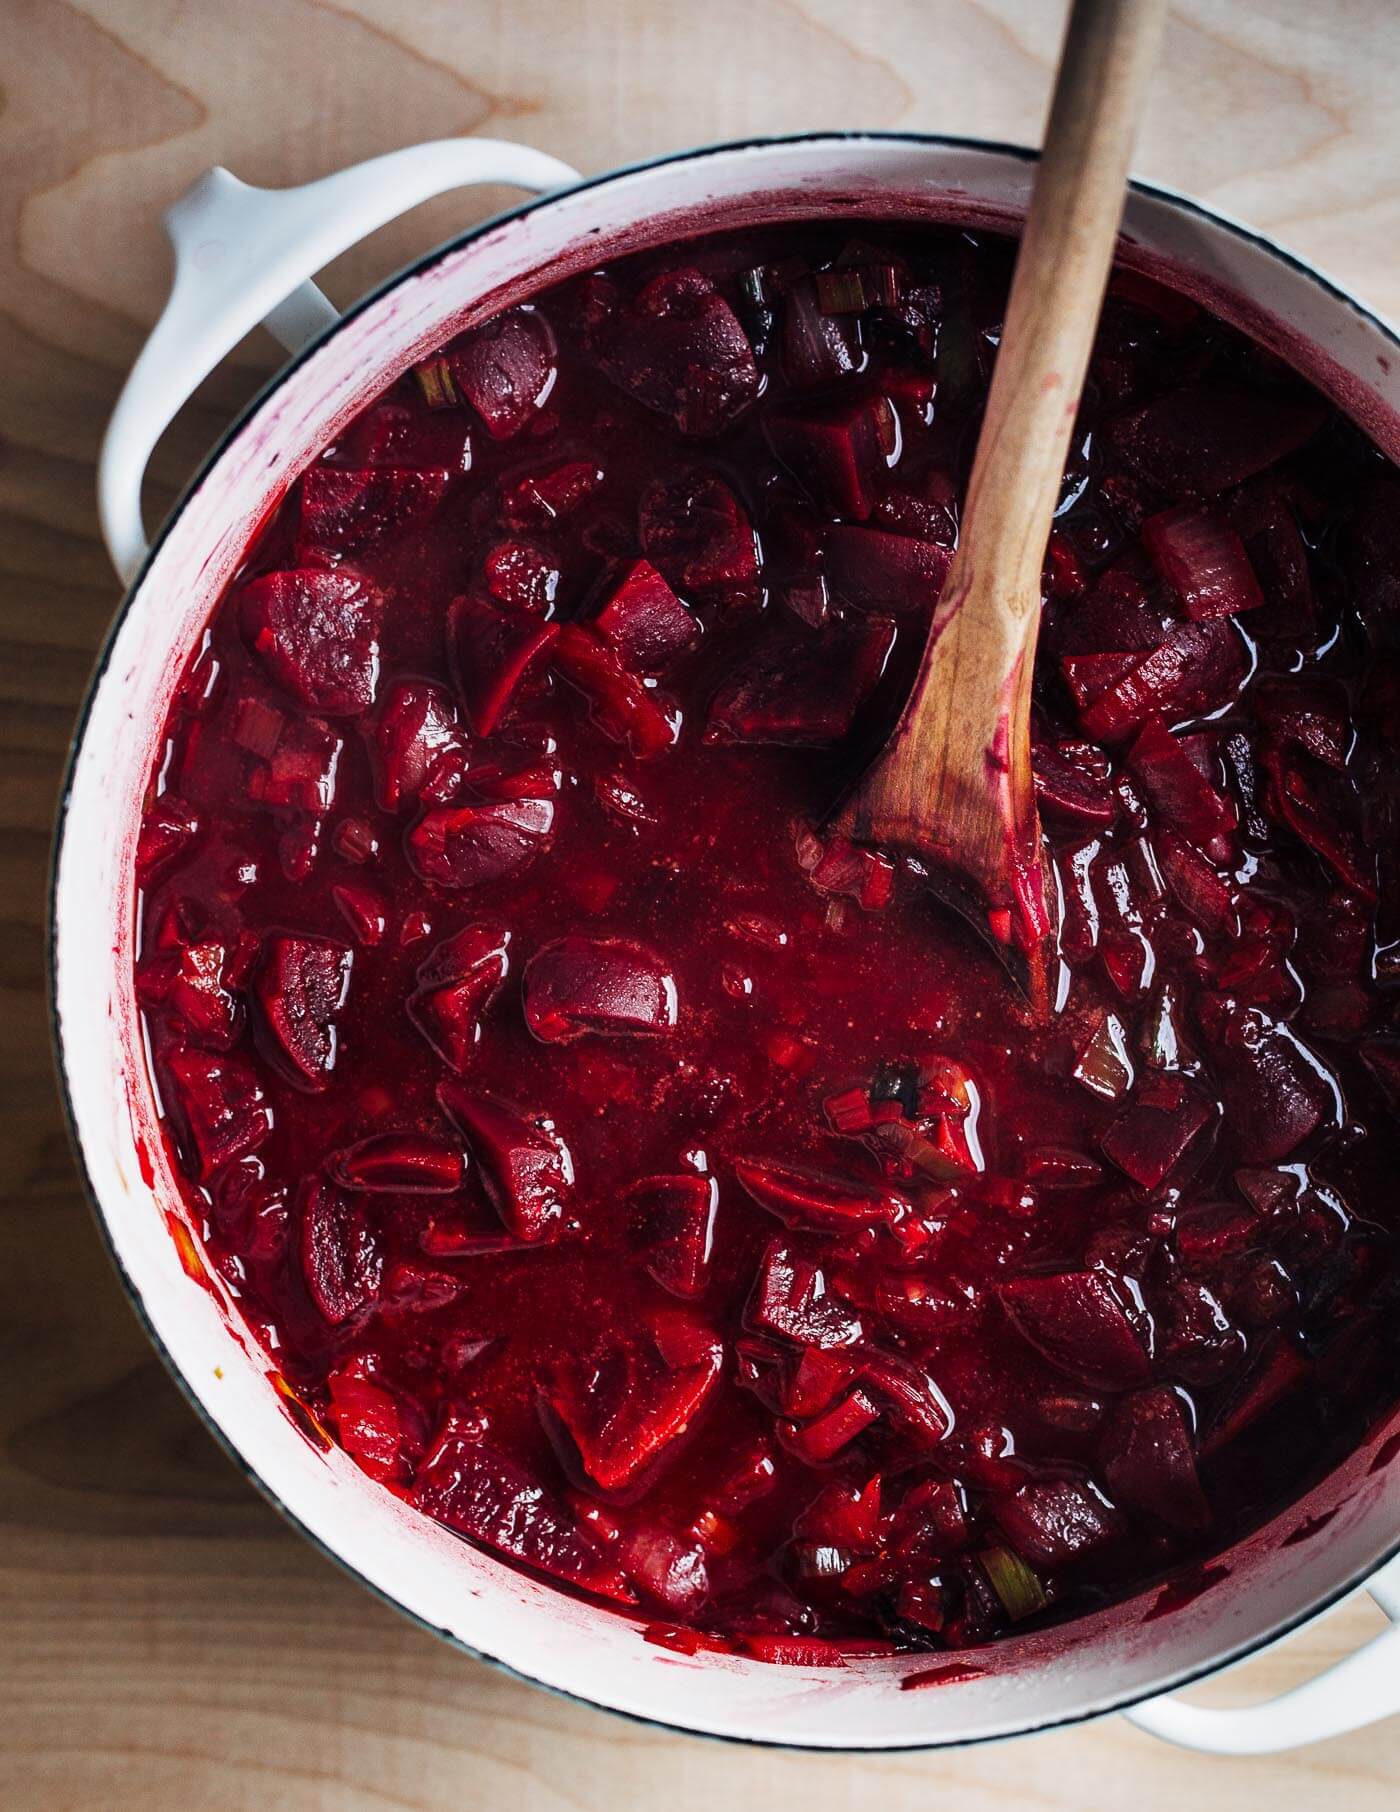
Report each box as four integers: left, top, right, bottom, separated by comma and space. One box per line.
2, 2, 1398, 1806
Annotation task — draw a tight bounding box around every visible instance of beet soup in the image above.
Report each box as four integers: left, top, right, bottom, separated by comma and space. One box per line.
132, 221, 1400, 1660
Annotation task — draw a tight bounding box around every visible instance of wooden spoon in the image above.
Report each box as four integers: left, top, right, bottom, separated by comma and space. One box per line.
835, 0, 1168, 1006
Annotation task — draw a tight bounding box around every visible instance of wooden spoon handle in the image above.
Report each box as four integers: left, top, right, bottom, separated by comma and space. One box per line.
839, 0, 1167, 970
957, 0, 1169, 612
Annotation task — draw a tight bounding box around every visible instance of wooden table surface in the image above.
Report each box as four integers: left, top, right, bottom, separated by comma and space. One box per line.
4, 1, 1399, 1805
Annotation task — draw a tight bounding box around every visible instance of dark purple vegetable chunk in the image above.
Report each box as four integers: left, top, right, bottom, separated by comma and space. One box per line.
1109, 386, 1324, 498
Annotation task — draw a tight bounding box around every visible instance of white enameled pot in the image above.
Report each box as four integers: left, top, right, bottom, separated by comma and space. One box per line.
53, 132, 1400, 1753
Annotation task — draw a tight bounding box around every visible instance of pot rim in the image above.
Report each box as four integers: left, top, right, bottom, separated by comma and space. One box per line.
49, 127, 1400, 1752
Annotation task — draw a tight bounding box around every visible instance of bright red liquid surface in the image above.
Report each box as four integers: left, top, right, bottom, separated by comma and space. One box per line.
134, 223, 1400, 1658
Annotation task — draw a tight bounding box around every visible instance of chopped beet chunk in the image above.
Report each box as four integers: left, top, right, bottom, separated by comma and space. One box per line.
363, 679, 465, 813
1101, 1073, 1214, 1189
239, 569, 383, 716
780, 274, 862, 389
639, 473, 760, 605
735, 1158, 914, 1244
502, 460, 603, 526
552, 626, 679, 756
620, 1524, 710, 1614
1033, 739, 1117, 827
448, 595, 559, 737
1101, 1388, 1210, 1533
1109, 386, 1324, 498
327, 1358, 406, 1482
437, 1084, 573, 1242
328, 1132, 465, 1194
1157, 830, 1238, 935
1195, 996, 1335, 1163
632, 1175, 718, 1299
299, 1178, 383, 1324
547, 1316, 724, 1491
1078, 619, 1247, 743
823, 523, 951, 612
406, 922, 511, 1071
1055, 562, 1176, 658
413, 1433, 634, 1602
524, 935, 678, 1041
407, 796, 555, 889
447, 308, 556, 439
747, 1241, 864, 1349
163, 1049, 272, 1179
254, 936, 351, 1090
243, 711, 343, 816
297, 465, 450, 559
1142, 506, 1263, 620
593, 561, 698, 672
482, 539, 561, 613
586, 267, 758, 436
991, 1480, 1120, 1569
138, 931, 240, 1050
136, 797, 200, 879
999, 1272, 1151, 1388
706, 615, 894, 747
1128, 715, 1237, 859
765, 394, 899, 520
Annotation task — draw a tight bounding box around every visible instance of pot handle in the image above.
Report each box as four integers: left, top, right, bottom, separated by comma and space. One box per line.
98, 138, 582, 584
1123, 1553, 1400, 1753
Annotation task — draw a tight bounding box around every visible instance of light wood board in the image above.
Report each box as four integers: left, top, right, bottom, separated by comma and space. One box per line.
2, 2, 1398, 1805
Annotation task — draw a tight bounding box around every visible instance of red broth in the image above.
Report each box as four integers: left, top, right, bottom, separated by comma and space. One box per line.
133, 223, 1400, 1654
